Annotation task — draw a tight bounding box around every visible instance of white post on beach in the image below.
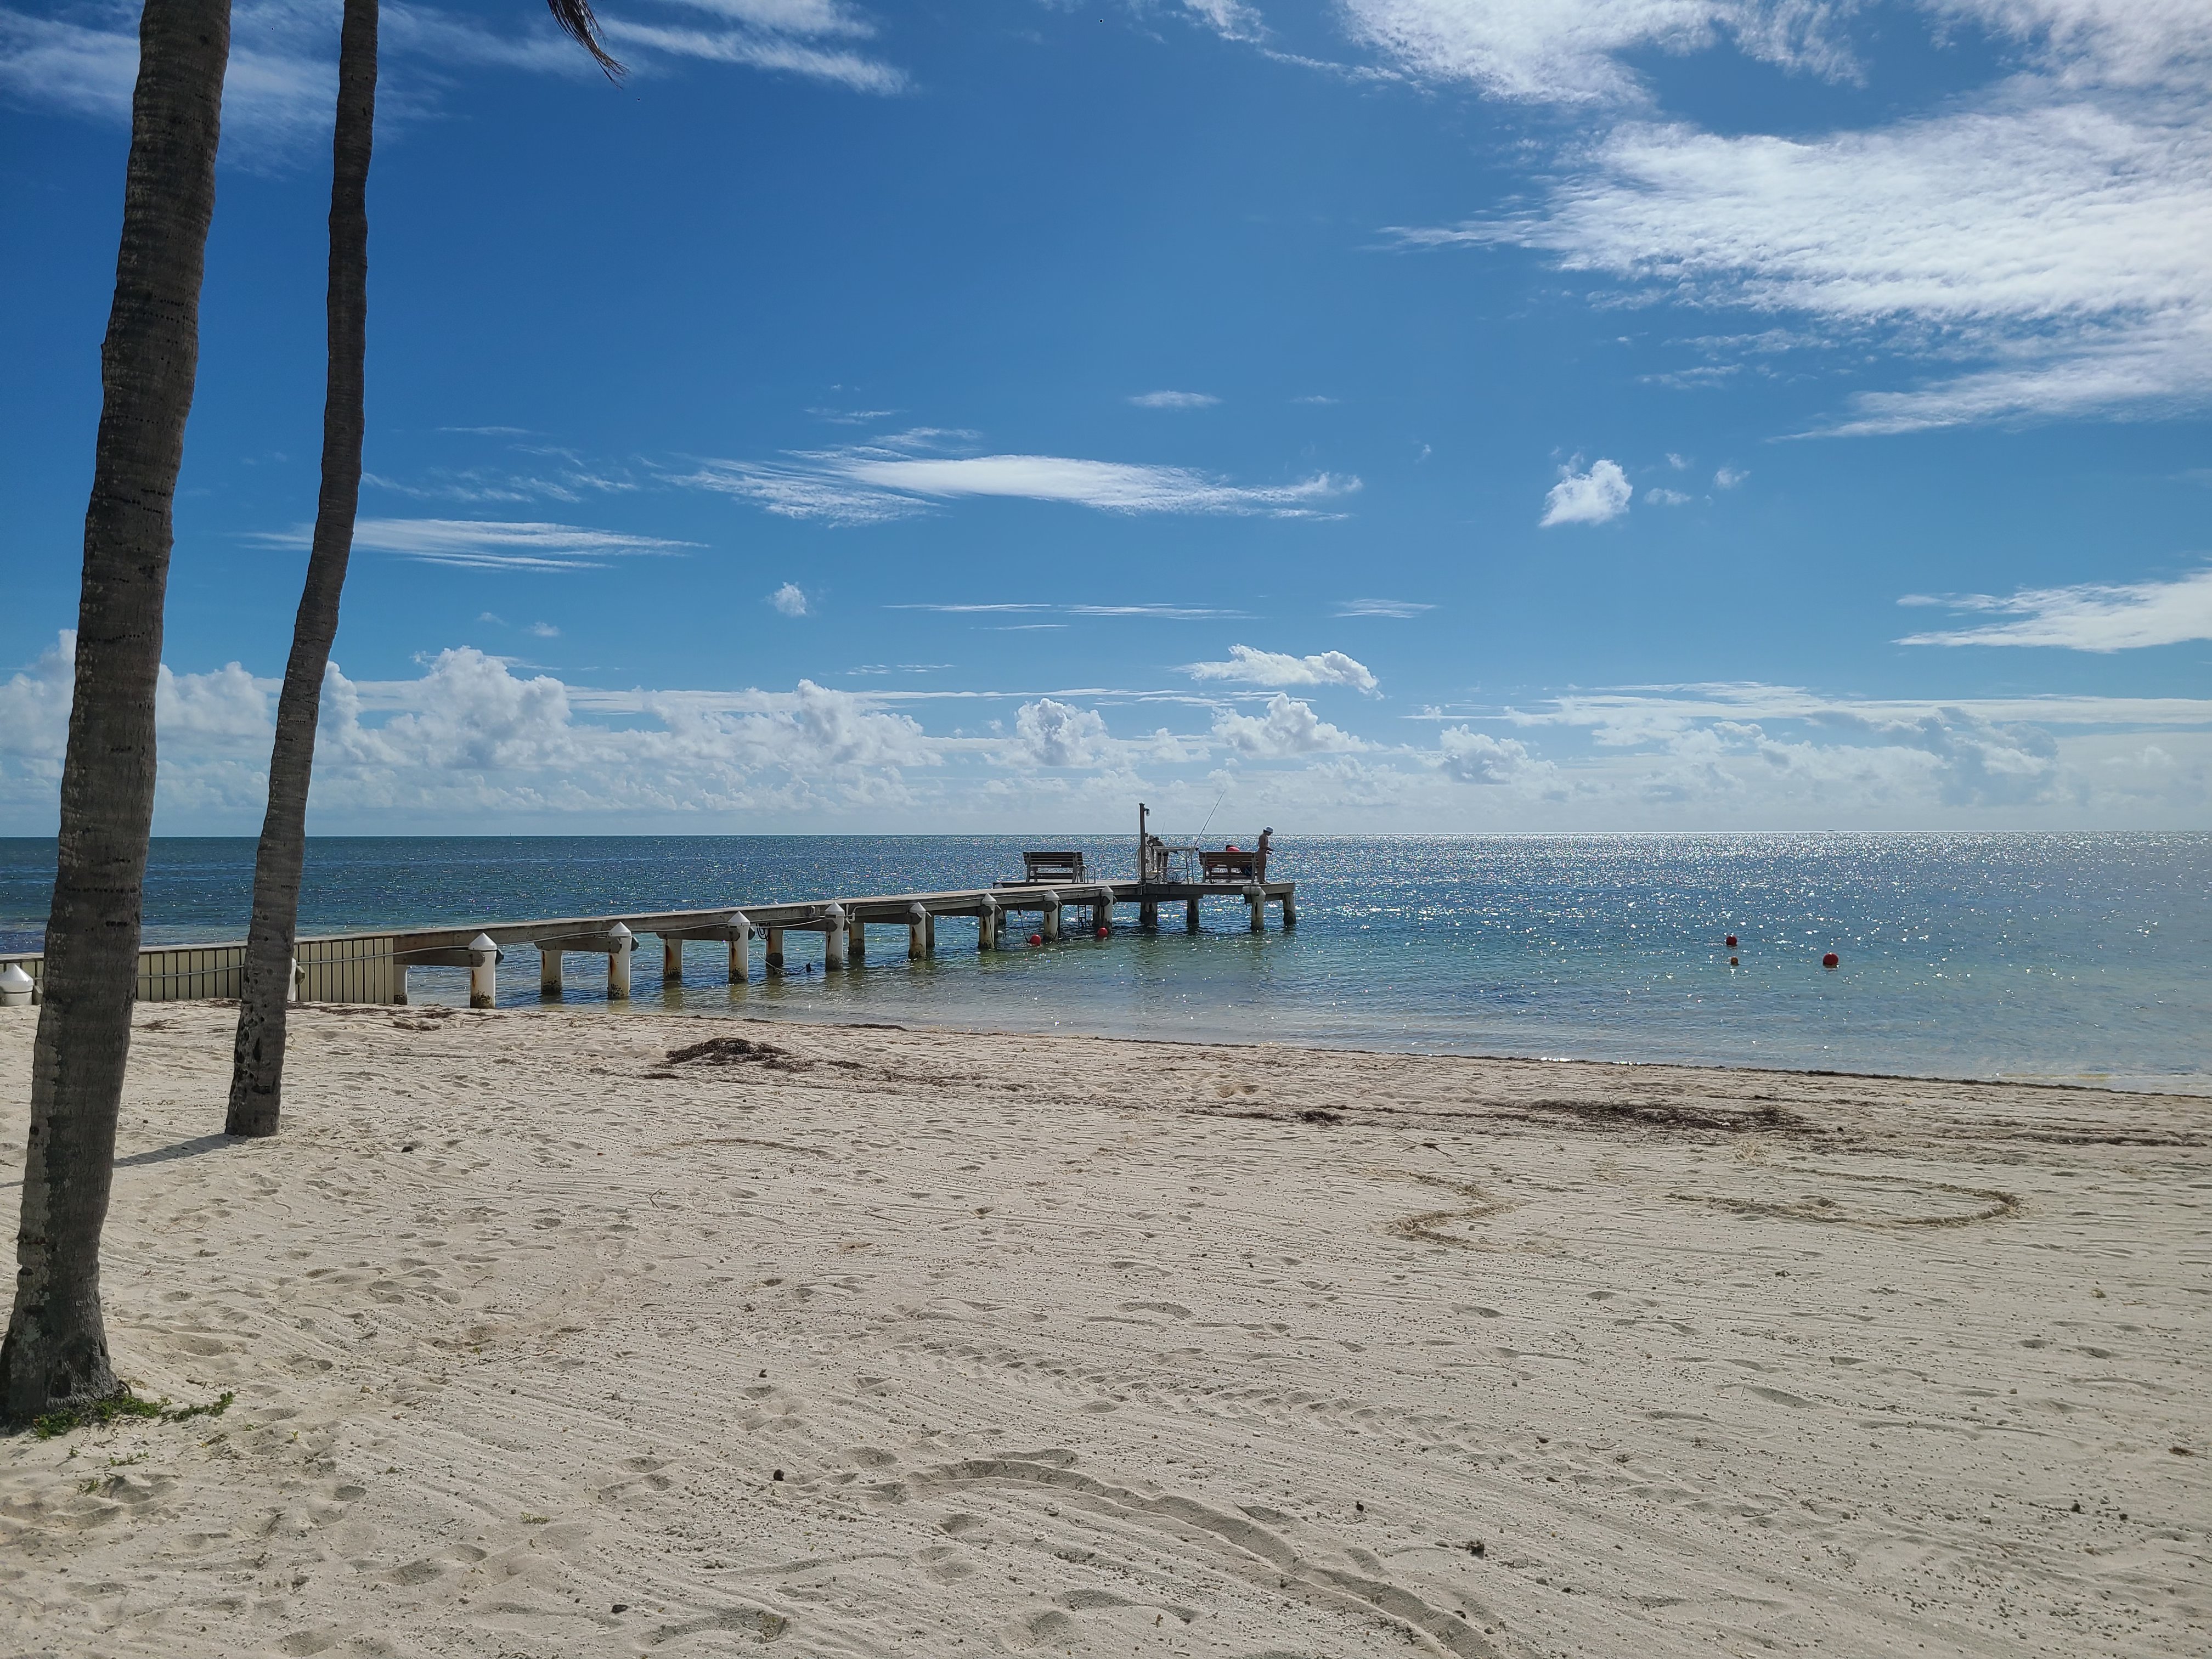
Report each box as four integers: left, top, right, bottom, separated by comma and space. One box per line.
766, 927, 785, 975
978, 896, 999, 952
607, 923, 634, 1000
1245, 883, 1266, 933
539, 945, 562, 997
823, 904, 848, 969
727, 913, 751, 984
908, 902, 929, 960
663, 933, 683, 986
1041, 890, 1060, 940
0, 963, 33, 1008
467, 933, 499, 1009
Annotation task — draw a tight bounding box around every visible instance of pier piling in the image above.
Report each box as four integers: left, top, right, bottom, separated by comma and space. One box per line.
607, 924, 634, 1000
765, 927, 785, 975
727, 914, 751, 983
467, 934, 499, 1009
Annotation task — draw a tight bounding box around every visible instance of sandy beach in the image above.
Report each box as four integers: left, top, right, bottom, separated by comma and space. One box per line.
1, 1001, 2204, 1657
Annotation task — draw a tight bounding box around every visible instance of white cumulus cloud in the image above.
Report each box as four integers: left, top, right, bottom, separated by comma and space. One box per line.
769, 581, 811, 616
1012, 698, 1111, 767
1541, 458, 1633, 526
1212, 693, 1363, 758
1186, 645, 1380, 694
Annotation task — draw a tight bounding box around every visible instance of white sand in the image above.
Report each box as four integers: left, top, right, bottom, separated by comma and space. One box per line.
2, 1001, 2205, 1657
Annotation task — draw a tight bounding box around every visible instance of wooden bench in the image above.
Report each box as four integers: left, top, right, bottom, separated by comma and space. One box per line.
1198, 850, 1260, 884
1014, 850, 1085, 884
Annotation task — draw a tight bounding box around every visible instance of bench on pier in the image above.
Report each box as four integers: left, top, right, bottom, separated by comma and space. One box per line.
1005, 850, 1086, 885
1197, 849, 1261, 884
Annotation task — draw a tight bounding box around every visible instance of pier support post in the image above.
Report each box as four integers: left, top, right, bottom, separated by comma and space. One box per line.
1041, 891, 1060, 941
766, 927, 785, 975
849, 912, 867, 961
662, 934, 683, 986
1245, 883, 1265, 933
727, 914, 751, 983
1139, 899, 1158, 931
908, 904, 929, 960
607, 924, 634, 1000
978, 897, 999, 952
1186, 897, 1200, 930
1282, 889, 1296, 928
467, 933, 499, 1009
539, 946, 562, 997
824, 905, 848, 969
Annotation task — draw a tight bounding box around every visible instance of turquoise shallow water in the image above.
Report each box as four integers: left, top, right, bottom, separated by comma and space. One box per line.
2, 833, 2206, 1093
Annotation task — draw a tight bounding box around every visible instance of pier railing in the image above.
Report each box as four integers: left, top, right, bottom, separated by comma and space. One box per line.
0, 874, 1294, 1009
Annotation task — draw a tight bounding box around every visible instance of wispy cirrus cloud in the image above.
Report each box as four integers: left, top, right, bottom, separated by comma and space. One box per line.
0, 0, 902, 166
250, 517, 698, 572
1898, 565, 2212, 650
1360, 4, 2212, 431
1127, 390, 1221, 409
680, 445, 1356, 523
1333, 597, 1434, 617
888, 601, 1251, 619
1186, 644, 1380, 694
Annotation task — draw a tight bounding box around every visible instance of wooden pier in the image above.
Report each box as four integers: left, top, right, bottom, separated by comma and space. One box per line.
0, 814, 1294, 1009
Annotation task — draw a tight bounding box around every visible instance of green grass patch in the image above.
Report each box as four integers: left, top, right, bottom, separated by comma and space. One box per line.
32, 1389, 234, 1440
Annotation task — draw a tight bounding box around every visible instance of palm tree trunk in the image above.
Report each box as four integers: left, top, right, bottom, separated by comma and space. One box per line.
226, 0, 377, 1138
1, 0, 232, 1427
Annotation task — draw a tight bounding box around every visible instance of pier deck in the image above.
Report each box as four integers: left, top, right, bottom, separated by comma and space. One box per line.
0, 878, 1295, 1008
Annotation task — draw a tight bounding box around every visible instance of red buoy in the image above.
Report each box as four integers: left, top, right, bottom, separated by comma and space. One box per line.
1096, 926, 1108, 939
1028, 932, 1042, 946
1725, 934, 1737, 947
1822, 952, 1839, 969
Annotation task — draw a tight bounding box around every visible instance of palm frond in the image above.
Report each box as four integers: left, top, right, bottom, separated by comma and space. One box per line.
545, 0, 624, 78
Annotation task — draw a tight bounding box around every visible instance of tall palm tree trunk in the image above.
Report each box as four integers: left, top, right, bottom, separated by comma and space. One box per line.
1, 0, 232, 1427
226, 0, 376, 1138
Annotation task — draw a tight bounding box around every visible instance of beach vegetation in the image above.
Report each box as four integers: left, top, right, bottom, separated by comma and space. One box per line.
29, 1389, 231, 1441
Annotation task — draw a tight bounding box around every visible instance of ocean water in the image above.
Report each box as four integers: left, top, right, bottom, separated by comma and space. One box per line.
2, 833, 2206, 1094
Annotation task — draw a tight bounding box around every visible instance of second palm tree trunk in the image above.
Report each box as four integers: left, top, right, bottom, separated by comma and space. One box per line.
227, 0, 377, 1137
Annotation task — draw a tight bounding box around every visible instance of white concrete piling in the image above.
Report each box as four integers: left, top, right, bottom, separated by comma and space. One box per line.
467, 933, 500, 1009
727, 912, 751, 983
909, 902, 929, 960
1041, 890, 1061, 941
540, 944, 563, 997
607, 923, 634, 1000
765, 927, 785, 975
978, 896, 1000, 952
0, 963, 33, 1008
824, 904, 848, 968
663, 933, 684, 986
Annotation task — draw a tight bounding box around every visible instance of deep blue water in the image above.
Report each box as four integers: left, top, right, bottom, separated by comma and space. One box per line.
2, 834, 2206, 1093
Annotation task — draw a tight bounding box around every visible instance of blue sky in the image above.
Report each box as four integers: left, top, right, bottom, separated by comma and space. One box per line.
2, 0, 2207, 832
